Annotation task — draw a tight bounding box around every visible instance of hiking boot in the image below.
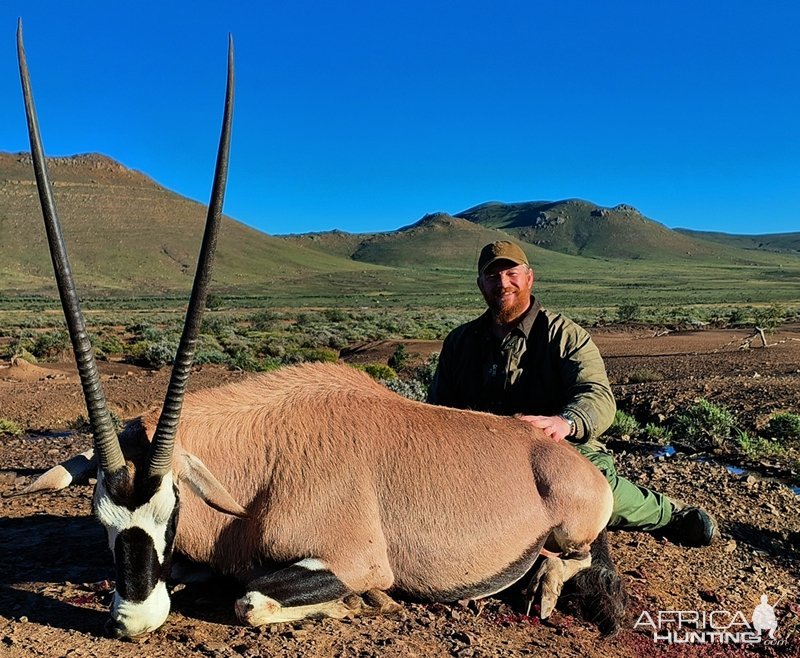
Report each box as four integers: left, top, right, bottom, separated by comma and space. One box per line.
658, 505, 718, 547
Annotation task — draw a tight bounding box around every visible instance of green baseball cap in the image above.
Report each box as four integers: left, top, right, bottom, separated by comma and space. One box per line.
478, 241, 529, 274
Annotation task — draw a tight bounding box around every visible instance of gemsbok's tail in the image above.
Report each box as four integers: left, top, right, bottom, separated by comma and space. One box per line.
564, 529, 627, 635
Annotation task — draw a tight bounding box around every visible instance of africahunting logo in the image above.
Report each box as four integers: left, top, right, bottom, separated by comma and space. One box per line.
634, 594, 788, 645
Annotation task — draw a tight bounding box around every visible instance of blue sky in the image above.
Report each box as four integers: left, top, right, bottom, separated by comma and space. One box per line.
2, 1, 798, 236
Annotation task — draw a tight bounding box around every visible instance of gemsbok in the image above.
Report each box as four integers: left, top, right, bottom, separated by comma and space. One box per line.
12, 22, 625, 639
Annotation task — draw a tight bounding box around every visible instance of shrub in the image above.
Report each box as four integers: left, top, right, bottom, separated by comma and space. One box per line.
127, 322, 163, 342
736, 430, 786, 460
360, 363, 397, 381
616, 303, 641, 323
643, 423, 673, 443
14, 348, 38, 364
382, 377, 428, 402
388, 344, 410, 371
414, 353, 439, 388
766, 412, 800, 444
93, 333, 125, 357
299, 348, 339, 363
671, 398, 736, 449
727, 308, 746, 326
201, 314, 237, 337
29, 330, 70, 359
128, 338, 179, 368
610, 410, 640, 438
250, 310, 282, 331
322, 308, 348, 323
0, 418, 22, 435
227, 351, 266, 372
754, 305, 785, 332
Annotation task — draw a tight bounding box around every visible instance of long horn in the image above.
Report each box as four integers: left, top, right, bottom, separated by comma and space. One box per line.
147, 36, 234, 477
17, 20, 125, 475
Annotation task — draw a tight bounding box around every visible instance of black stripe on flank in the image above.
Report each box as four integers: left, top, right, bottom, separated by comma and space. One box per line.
418, 533, 549, 602
248, 564, 351, 607
115, 527, 161, 603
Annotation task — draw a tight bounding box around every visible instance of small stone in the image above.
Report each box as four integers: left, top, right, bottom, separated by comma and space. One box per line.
724, 540, 737, 554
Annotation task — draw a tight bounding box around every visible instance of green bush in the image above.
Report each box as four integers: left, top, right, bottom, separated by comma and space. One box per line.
671, 398, 736, 449
29, 330, 70, 359
736, 430, 786, 460
0, 418, 22, 435
414, 353, 439, 388
128, 338, 179, 368
250, 310, 282, 331
93, 333, 125, 357
14, 348, 38, 364
754, 305, 785, 332
766, 412, 800, 444
643, 422, 673, 443
388, 344, 410, 371
616, 303, 641, 323
360, 363, 397, 381
322, 308, 348, 323
201, 314, 237, 337
299, 348, 339, 363
610, 410, 640, 438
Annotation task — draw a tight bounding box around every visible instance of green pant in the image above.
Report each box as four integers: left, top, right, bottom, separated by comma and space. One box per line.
574, 440, 673, 531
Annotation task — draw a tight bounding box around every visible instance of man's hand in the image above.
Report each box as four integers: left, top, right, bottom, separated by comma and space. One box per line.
517, 415, 572, 442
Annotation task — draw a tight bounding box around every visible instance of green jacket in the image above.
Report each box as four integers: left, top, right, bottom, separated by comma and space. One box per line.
427, 298, 616, 442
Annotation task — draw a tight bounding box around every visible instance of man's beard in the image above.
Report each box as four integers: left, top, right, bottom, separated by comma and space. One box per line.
483, 289, 530, 324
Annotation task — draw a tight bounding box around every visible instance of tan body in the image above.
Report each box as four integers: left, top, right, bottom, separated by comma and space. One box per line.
141, 362, 612, 600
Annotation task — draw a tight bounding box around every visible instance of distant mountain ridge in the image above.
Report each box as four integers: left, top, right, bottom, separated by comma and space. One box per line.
1, 150, 798, 296
675, 228, 800, 255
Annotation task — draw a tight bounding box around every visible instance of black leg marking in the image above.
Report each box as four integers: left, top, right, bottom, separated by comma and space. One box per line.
249, 562, 351, 606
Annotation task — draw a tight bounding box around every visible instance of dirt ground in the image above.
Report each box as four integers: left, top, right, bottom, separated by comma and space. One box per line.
1, 326, 799, 657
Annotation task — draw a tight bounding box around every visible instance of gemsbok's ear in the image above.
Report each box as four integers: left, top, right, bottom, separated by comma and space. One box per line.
4, 449, 97, 497
177, 452, 249, 519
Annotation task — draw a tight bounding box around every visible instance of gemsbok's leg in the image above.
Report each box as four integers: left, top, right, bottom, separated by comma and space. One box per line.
525, 552, 592, 619
235, 558, 357, 626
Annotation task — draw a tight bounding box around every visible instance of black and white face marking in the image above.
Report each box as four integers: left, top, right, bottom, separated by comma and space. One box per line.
94, 470, 179, 638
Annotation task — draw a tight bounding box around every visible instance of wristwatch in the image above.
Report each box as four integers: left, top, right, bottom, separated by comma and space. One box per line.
559, 413, 577, 438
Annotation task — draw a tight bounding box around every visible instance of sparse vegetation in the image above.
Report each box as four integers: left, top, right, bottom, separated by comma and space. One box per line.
0, 418, 22, 435
616, 303, 641, 323
671, 399, 737, 449
360, 364, 397, 381
609, 410, 640, 438
642, 422, 673, 443
736, 430, 786, 460
388, 344, 410, 371
766, 412, 800, 445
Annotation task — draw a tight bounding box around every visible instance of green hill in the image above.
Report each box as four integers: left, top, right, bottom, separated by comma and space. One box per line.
0, 152, 383, 296
455, 199, 780, 264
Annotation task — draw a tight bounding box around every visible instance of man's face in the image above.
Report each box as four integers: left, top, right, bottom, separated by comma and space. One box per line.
478, 261, 534, 323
